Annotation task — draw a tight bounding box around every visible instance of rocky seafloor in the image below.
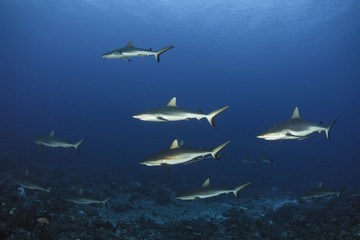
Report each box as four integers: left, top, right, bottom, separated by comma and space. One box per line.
1, 155, 360, 240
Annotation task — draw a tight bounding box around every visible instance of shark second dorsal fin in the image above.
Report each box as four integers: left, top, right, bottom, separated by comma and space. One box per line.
202, 178, 210, 187
126, 40, 133, 48
167, 97, 177, 107
291, 107, 301, 119
49, 130, 55, 137
78, 189, 84, 195
25, 169, 29, 176
170, 139, 180, 149
317, 182, 322, 189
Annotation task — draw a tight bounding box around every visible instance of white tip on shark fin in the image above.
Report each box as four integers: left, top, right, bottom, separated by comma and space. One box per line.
170, 139, 180, 149
126, 40, 133, 48
291, 107, 301, 119
202, 178, 210, 187
167, 97, 177, 107
49, 130, 55, 137
317, 182, 322, 189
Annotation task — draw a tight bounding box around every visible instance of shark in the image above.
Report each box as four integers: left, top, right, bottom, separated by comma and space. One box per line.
242, 157, 257, 167
176, 178, 252, 200
102, 40, 174, 62
65, 189, 111, 205
34, 130, 85, 154
257, 107, 337, 141
299, 183, 347, 200
133, 97, 229, 127
260, 155, 273, 166
140, 139, 231, 170
14, 170, 52, 193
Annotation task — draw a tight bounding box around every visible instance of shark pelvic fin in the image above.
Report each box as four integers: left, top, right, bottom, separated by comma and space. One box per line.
170, 139, 180, 149
202, 178, 210, 187
122, 57, 131, 62
49, 130, 55, 138
167, 97, 177, 107
291, 107, 301, 119
161, 163, 171, 171
126, 40, 133, 48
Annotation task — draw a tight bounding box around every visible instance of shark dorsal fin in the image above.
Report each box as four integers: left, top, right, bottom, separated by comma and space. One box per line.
317, 182, 322, 189
25, 169, 29, 176
291, 107, 301, 119
49, 130, 55, 137
179, 140, 184, 147
78, 189, 84, 195
202, 178, 210, 187
167, 97, 177, 107
170, 139, 180, 149
126, 40, 133, 48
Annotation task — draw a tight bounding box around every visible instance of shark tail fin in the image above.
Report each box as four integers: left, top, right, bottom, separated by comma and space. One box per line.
325, 119, 337, 141
102, 197, 111, 206
155, 46, 174, 62
206, 106, 229, 127
75, 138, 85, 154
337, 186, 348, 199
211, 140, 231, 160
46, 186, 52, 194
233, 182, 252, 198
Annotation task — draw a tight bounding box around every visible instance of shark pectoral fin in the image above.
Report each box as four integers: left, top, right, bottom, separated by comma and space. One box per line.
157, 116, 168, 121
161, 163, 171, 171
122, 57, 132, 62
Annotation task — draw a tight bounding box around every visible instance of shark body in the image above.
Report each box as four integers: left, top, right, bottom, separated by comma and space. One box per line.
260, 155, 273, 166
14, 170, 51, 193
176, 178, 251, 200
140, 139, 231, 170
242, 157, 257, 167
34, 130, 84, 153
133, 97, 229, 127
65, 189, 110, 205
257, 107, 337, 141
299, 183, 347, 200
102, 40, 174, 62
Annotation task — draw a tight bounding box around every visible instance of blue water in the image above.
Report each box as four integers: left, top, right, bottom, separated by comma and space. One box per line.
1, 0, 360, 194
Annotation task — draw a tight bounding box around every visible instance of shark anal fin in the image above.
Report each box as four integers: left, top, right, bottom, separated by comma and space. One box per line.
161, 163, 171, 171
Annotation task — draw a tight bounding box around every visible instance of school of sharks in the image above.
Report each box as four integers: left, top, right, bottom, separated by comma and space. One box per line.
13, 39, 354, 207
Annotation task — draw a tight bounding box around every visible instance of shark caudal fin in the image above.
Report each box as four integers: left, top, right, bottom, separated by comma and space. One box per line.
74, 138, 85, 154
233, 182, 252, 198
325, 119, 337, 141
337, 186, 348, 199
155, 46, 174, 62
206, 106, 229, 127
102, 197, 111, 206
211, 140, 231, 160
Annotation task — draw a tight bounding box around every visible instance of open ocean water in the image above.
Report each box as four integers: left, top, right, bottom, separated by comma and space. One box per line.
1, 0, 360, 239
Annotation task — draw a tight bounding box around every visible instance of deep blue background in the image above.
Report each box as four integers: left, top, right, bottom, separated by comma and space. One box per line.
1, 0, 359, 194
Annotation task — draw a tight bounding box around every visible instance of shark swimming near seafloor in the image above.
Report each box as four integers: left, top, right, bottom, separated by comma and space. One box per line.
34, 130, 84, 153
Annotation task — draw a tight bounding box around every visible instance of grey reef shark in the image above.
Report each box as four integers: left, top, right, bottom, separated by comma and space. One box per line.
65, 189, 111, 205
176, 178, 252, 200
102, 40, 174, 62
140, 139, 231, 170
257, 107, 337, 141
299, 183, 347, 200
34, 130, 85, 154
133, 97, 229, 127
14, 169, 52, 193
